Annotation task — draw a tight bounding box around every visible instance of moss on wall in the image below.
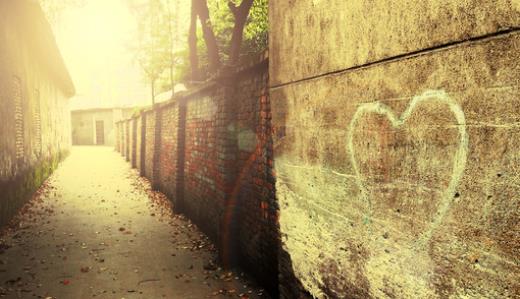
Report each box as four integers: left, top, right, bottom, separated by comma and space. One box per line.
0, 150, 68, 227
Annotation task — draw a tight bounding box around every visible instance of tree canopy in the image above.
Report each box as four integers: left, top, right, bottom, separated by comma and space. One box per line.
41, 0, 268, 102
129, 0, 268, 98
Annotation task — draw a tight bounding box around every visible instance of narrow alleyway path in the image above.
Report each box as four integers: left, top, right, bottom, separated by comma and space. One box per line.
0, 147, 266, 299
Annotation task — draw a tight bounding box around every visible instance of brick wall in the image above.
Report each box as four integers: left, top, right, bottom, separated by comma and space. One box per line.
144, 110, 156, 181
128, 120, 132, 163
115, 121, 120, 153
115, 123, 120, 152
183, 92, 222, 241
115, 56, 278, 296
0, 0, 73, 227
124, 120, 130, 161
135, 116, 143, 175
120, 122, 125, 155
156, 103, 179, 201
131, 118, 137, 168
121, 122, 125, 157
233, 68, 279, 293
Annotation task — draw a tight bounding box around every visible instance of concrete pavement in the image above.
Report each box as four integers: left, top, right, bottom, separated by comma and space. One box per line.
0, 146, 267, 299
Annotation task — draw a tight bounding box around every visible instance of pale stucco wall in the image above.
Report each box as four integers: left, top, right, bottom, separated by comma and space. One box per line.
71, 110, 116, 146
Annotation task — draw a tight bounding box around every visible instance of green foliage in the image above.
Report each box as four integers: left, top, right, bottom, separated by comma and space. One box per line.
178, 0, 267, 80
129, 0, 172, 88
209, 0, 268, 59
129, 0, 267, 86
243, 0, 268, 53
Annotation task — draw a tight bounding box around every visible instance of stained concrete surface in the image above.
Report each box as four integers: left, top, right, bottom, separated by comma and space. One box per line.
270, 0, 520, 85
271, 30, 520, 298
0, 146, 267, 299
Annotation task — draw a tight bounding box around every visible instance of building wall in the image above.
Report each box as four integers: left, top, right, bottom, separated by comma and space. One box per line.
71, 110, 115, 146
0, 1, 72, 227
71, 112, 94, 144
271, 2, 520, 298
114, 57, 278, 296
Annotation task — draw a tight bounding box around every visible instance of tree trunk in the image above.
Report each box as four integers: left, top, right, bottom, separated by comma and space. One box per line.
194, 0, 221, 73
228, 0, 254, 65
166, 0, 175, 93
188, 0, 200, 81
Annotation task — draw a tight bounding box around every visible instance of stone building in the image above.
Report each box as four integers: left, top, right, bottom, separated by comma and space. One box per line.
0, 0, 75, 226
71, 108, 134, 146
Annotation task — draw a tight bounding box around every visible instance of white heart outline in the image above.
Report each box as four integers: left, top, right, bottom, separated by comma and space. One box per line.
347, 90, 469, 243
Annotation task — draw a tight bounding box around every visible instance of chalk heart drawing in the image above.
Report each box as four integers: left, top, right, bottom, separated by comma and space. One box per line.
347, 90, 469, 243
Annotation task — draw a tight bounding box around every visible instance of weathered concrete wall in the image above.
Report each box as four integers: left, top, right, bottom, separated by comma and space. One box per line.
271, 2, 520, 298
270, 0, 520, 86
0, 1, 74, 227
115, 56, 278, 296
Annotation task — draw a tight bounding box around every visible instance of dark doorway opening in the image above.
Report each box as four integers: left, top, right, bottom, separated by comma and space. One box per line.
95, 120, 105, 145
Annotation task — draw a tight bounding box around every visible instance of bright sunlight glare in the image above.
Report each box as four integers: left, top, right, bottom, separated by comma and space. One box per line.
53, 0, 149, 110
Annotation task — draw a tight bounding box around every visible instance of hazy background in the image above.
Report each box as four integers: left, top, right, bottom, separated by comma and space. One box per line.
50, 0, 170, 110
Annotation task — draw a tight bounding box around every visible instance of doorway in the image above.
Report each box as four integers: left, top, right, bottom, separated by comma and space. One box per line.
95, 120, 105, 145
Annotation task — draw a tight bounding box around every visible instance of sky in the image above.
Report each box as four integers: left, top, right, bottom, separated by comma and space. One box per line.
51, 0, 151, 110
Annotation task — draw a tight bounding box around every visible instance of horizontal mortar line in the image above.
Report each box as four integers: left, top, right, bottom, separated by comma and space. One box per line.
270, 27, 520, 90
